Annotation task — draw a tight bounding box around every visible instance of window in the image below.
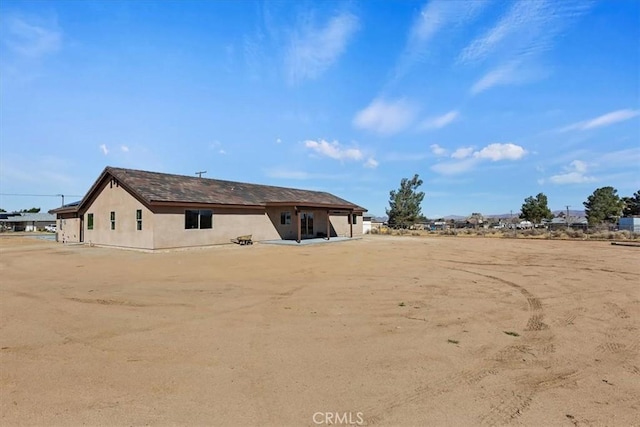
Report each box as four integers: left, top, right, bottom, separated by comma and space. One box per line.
185, 210, 213, 229
136, 209, 142, 231
87, 213, 94, 230
351, 214, 357, 224
110, 211, 116, 230
280, 211, 291, 225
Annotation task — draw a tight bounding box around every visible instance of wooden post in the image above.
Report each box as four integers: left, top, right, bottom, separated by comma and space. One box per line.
296, 207, 301, 243
326, 210, 330, 240
350, 210, 353, 238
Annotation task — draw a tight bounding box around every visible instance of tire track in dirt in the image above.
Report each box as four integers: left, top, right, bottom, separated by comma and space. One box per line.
363, 269, 553, 425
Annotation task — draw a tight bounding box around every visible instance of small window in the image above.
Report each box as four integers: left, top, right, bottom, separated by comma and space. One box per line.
351, 214, 357, 224
280, 211, 291, 225
185, 210, 213, 229
136, 209, 142, 231
87, 213, 94, 230
110, 211, 116, 230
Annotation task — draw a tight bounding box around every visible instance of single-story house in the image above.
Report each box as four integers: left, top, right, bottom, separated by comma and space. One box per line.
49, 167, 366, 249
0, 213, 56, 232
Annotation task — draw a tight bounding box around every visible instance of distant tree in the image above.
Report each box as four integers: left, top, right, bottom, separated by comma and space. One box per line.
622, 190, 640, 216
386, 174, 425, 229
584, 187, 624, 226
0, 208, 5, 212
20, 207, 41, 213
467, 212, 484, 229
520, 193, 553, 224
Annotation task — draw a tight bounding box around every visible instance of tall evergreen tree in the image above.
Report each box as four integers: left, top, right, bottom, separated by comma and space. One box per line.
584, 186, 624, 225
386, 174, 425, 229
520, 193, 553, 224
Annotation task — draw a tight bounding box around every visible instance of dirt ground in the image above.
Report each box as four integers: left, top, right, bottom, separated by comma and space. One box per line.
1, 235, 638, 426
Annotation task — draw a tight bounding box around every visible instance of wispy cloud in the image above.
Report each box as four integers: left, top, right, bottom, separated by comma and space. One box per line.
430, 144, 447, 157
304, 139, 363, 161
2, 15, 62, 58
285, 11, 359, 84
264, 168, 347, 180
431, 142, 527, 175
462, 0, 592, 94
120, 145, 129, 153
353, 98, 417, 135
395, 0, 488, 79
559, 109, 640, 132
99, 144, 109, 155
431, 158, 479, 175
451, 146, 474, 159
547, 160, 596, 184
419, 110, 459, 130
364, 158, 379, 169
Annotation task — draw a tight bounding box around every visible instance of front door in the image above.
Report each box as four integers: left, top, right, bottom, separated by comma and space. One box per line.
300, 212, 314, 238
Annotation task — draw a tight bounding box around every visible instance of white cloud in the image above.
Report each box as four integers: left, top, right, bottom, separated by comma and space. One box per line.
285, 11, 359, 84
431, 158, 479, 175
430, 144, 447, 157
470, 60, 522, 94
3, 15, 62, 58
548, 160, 596, 184
451, 147, 474, 159
461, 1, 591, 94
353, 98, 417, 135
364, 158, 379, 169
276, 138, 282, 144
120, 145, 129, 152
99, 144, 108, 155
394, 0, 487, 79
219, 149, 226, 155
473, 143, 527, 161
560, 109, 640, 132
419, 110, 459, 130
304, 139, 363, 161
431, 142, 527, 175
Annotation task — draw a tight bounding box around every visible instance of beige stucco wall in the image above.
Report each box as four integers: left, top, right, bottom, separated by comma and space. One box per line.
58, 216, 81, 243
82, 181, 155, 249
152, 206, 279, 249
330, 213, 363, 237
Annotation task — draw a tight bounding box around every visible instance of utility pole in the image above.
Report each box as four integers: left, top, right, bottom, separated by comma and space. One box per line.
195, 171, 207, 178
565, 205, 571, 229
56, 194, 65, 207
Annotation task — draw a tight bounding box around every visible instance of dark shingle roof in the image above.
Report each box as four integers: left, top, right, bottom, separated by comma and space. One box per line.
106, 167, 364, 210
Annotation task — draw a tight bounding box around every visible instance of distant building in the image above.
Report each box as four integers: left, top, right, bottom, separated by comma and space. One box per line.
619, 217, 640, 232
0, 213, 56, 232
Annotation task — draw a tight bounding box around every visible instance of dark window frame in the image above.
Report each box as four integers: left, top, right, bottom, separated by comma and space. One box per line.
87, 213, 94, 230
110, 211, 116, 230
280, 211, 291, 225
136, 209, 142, 231
185, 209, 213, 230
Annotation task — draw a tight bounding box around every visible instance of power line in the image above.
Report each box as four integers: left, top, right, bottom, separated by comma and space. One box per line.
0, 193, 83, 197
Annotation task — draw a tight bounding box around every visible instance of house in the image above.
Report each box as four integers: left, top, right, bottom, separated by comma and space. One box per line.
49, 167, 366, 249
0, 213, 56, 232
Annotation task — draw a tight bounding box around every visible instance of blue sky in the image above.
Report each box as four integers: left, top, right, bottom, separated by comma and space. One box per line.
1, 0, 638, 218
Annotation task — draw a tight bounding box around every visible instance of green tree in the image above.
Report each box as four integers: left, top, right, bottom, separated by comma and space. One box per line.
583, 186, 624, 225
0, 208, 6, 212
20, 207, 41, 213
520, 193, 553, 224
386, 174, 425, 229
622, 190, 640, 216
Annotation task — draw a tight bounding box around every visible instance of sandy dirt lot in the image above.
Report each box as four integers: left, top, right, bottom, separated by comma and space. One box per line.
1, 235, 638, 426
